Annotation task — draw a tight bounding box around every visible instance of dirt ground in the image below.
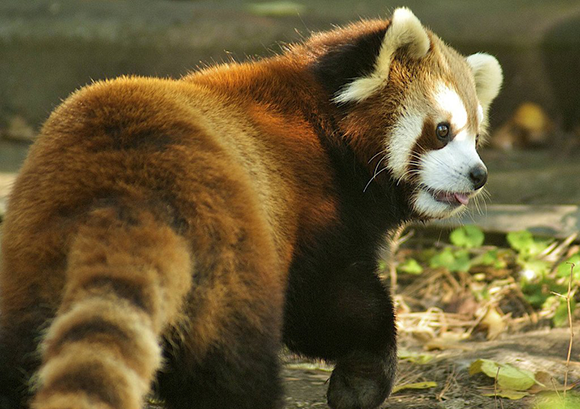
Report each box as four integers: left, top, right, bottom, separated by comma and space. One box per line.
281, 328, 580, 409
140, 328, 580, 408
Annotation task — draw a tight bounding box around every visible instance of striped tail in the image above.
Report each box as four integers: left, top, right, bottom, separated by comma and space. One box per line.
31, 205, 192, 409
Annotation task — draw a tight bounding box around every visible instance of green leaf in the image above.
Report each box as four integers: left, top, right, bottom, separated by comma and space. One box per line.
481, 249, 499, 265
469, 358, 497, 376
507, 230, 551, 258
519, 259, 551, 278
398, 258, 424, 275
521, 282, 547, 308
556, 254, 580, 280
521, 278, 566, 309
469, 359, 536, 391
452, 250, 472, 272
507, 230, 534, 252
430, 248, 456, 269
533, 392, 580, 409
450, 225, 485, 248
479, 249, 508, 269
430, 248, 472, 272
552, 298, 576, 327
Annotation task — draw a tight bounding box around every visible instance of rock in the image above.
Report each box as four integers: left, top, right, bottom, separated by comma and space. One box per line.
3, 115, 36, 142
490, 102, 553, 150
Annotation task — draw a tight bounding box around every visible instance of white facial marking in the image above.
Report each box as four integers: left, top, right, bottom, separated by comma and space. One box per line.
412, 136, 486, 218
420, 137, 485, 193
386, 108, 425, 180
433, 83, 468, 131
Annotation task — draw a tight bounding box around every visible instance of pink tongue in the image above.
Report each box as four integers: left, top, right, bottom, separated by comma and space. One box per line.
454, 193, 470, 205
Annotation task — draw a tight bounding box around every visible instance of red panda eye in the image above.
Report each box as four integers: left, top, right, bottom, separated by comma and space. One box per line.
435, 123, 450, 141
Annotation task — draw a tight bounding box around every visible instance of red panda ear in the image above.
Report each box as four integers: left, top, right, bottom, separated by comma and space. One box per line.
334, 8, 430, 104
312, 25, 388, 106
466, 53, 503, 110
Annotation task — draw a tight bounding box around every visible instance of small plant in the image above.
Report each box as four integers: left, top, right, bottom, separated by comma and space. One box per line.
392, 226, 580, 329
450, 224, 485, 248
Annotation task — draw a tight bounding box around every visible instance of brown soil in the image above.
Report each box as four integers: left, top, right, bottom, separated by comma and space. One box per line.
282, 327, 580, 409
142, 328, 580, 408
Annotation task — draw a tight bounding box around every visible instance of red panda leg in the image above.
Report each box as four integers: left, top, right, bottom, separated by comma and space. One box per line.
0, 310, 47, 408
284, 265, 397, 409
155, 316, 284, 409
154, 221, 285, 408
30, 205, 193, 409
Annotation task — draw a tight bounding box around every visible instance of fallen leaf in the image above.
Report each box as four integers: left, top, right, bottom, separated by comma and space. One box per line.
398, 349, 435, 364
469, 359, 536, 391
479, 306, 506, 340
425, 332, 470, 351
482, 389, 529, 399
527, 371, 576, 394
409, 327, 436, 343
392, 381, 437, 394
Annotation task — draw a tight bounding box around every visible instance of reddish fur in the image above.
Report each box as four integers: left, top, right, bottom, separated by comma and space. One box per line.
0, 14, 495, 409
1, 51, 339, 409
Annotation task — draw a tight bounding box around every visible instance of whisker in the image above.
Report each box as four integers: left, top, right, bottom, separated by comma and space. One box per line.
368, 149, 387, 164
363, 166, 390, 193
472, 194, 483, 216
373, 155, 388, 176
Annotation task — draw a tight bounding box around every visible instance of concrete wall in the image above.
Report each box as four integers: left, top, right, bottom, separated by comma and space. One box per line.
1, 0, 579, 131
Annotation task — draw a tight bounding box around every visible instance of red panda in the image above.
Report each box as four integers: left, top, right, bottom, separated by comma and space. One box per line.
0, 7, 502, 409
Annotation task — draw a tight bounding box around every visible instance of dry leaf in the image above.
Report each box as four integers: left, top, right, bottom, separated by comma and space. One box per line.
527, 371, 576, 394
482, 389, 529, 399
392, 381, 437, 394
398, 349, 435, 364
479, 306, 506, 340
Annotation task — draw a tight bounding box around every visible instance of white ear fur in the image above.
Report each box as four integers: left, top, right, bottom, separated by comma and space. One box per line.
466, 53, 503, 109
382, 7, 431, 61
335, 7, 430, 104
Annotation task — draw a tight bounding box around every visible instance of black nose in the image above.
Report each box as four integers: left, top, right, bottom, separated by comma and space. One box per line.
469, 164, 488, 190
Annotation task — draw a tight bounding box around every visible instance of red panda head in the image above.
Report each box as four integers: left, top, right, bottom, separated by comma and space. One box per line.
310, 8, 503, 220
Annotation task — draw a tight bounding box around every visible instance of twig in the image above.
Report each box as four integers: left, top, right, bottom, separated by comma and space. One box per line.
388, 226, 407, 292
550, 377, 561, 399
493, 366, 505, 409
544, 232, 578, 264
563, 262, 576, 399
436, 365, 457, 401
494, 366, 499, 409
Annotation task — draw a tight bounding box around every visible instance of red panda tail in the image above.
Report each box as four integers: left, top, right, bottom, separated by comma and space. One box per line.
30, 204, 192, 409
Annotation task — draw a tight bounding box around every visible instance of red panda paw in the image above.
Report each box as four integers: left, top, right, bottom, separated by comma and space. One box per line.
326, 350, 396, 409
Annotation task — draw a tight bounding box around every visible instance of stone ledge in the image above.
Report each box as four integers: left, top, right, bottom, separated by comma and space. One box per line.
429, 204, 580, 239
